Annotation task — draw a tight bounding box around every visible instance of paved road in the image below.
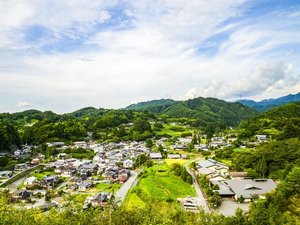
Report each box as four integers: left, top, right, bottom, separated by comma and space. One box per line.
114, 169, 142, 205
185, 161, 210, 212
6, 165, 43, 191
8, 177, 26, 192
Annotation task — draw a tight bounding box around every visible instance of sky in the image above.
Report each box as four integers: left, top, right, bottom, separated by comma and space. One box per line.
0, 0, 300, 113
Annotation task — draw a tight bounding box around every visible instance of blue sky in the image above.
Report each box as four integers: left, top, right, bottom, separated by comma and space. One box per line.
0, 0, 299, 113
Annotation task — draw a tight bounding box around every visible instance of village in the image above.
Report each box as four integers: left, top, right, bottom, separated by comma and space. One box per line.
0, 132, 276, 215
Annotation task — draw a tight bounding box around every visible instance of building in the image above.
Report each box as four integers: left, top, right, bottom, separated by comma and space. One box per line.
167, 154, 181, 159
197, 158, 229, 178
91, 192, 111, 207
24, 176, 37, 186
229, 172, 248, 180
123, 159, 133, 169
150, 152, 162, 159
78, 181, 93, 191
214, 179, 277, 202
255, 135, 268, 142
14, 163, 29, 171
0, 171, 13, 178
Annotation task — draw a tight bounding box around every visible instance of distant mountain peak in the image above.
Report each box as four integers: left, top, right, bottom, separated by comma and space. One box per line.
238, 92, 300, 111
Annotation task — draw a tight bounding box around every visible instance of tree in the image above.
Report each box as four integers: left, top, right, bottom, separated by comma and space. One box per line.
133, 119, 152, 133
145, 139, 153, 148
192, 133, 198, 144
187, 142, 194, 152
237, 195, 245, 203
255, 156, 267, 177
0, 157, 9, 167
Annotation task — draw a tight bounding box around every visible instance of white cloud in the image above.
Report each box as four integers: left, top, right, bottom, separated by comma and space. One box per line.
184, 62, 300, 100
18, 101, 31, 107
0, 0, 300, 112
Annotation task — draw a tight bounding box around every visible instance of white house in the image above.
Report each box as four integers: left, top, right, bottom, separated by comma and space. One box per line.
24, 176, 37, 186
123, 159, 133, 169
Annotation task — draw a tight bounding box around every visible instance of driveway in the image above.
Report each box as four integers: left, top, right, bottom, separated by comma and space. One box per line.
216, 199, 250, 216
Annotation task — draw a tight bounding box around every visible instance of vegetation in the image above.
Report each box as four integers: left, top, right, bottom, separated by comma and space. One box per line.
0, 121, 21, 152
232, 138, 300, 179
0, 166, 299, 224
125, 163, 195, 208
126, 99, 176, 112
198, 175, 222, 209
127, 97, 258, 134
238, 102, 300, 139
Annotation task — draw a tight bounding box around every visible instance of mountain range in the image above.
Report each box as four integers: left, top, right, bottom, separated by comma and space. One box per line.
237, 92, 300, 111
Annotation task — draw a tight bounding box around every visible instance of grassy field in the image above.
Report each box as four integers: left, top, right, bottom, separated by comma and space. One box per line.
155, 124, 194, 137
32, 171, 55, 180
89, 182, 122, 193
164, 159, 189, 166
233, 147, 252, 153
124, 162, 195, 209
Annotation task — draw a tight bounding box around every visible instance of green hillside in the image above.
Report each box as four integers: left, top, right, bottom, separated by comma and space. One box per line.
126, 99, 176, 113
127, 97, 258, 128
238, 101, 300, 139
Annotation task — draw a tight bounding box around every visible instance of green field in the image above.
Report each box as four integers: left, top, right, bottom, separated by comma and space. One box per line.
233, 147, 252, 153
32, 170, 55, 180
164, 159, 189, 166
92, 182, 122, 193
124, 163, 195, 209
154, 124, 194, 137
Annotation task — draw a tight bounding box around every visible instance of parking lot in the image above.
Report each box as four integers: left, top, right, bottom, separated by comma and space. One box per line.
216, 199, 250, 216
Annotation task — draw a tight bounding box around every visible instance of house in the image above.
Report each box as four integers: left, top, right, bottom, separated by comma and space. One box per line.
82, 159, 92, 165
61, 168, 76, 178
14, 163, 28, 171
181, 154, 188, 159
150, 152, 162, 159
183, 197, 198, 209
31, 158, 40, 165
24, 176, 37, 186
103, 167, 119, 179
48, 142, 64, 147
0, 171, 13, 178
167, 154, 181, 159
78, 181, 93, 191
74, 141, 88, 149
40, 176, 60, 189
91, 192, 111, 206
123, 159, 133, 169
118, 169, 130, 183
57, 153, 68, 159
255, 135, 268, 142
80, 163, 99, 175
13, 190, 32, 201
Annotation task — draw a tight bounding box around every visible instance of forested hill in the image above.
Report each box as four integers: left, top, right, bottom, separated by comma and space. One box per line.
238, 101, 300, 139
126, 99, 176, 112
127, 97, 258, 127
238, 92, 300, 111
